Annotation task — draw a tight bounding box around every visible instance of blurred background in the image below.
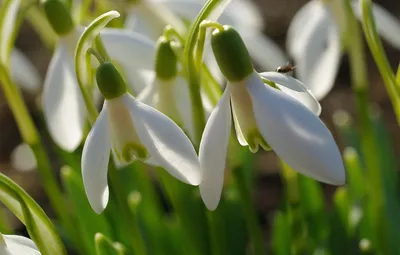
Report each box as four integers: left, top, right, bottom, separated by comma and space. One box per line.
1, 0, 400, 253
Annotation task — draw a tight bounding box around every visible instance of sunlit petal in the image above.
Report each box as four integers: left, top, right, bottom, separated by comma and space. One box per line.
287, 0, 321, 56
82, 104, 111, 214
352, 1, 400, 49
42, 43, 86, 151
101, 29, 155, 94
136, 78, 158, 106
260, 72, 321, 115
246, 73, 345, 185
3, 235, 40, 255
199, 86, 232, 210
10, 49, 41, 93
122, 94, 201, 185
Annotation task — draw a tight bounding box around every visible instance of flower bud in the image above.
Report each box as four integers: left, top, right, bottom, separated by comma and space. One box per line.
155, 36, 178, 80
96, 62, 127, 99
211, 26, 253, 82
42, 0, 74, 36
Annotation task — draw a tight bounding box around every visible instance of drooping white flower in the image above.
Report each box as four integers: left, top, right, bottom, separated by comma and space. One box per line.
0, 233, 40, 255
82, 62, 201, 213
200, 25, 345, 210
126, 0, 288, 71
287, 0, 400, 100
42, 6, 155, 152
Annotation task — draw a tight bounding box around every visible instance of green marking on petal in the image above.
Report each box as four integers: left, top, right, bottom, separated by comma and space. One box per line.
247, 129, 271, 153
122, 143, 149, 162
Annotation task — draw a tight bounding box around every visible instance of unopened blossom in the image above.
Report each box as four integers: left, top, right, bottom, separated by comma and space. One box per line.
0, 233, 40, 255
137, 36, 212, 138
82, 61, 201, 213
287, 0, 400, 100
200, 26, 345, 210
126, 0, 288, 71
41, 0, 155, 151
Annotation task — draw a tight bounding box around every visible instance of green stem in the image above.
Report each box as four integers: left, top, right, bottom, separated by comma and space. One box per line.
184, 0, 223, 147
206, 210, 227, 255
234, 150, 266, 255
343, 0, 382, 247
359, 0, 400, 124
108, 163, 147, 255
0, 65, 74, 240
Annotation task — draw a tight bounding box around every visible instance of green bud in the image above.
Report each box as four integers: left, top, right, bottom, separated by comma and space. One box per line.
211, 26, 253, 82
42, 0, 74, 36
96, 62, 127, 100
155, 36, 178, 80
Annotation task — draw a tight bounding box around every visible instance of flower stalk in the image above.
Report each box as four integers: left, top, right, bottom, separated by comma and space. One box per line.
359, 0, 400, 124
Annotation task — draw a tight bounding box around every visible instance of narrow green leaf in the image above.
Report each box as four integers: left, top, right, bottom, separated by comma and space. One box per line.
0, 0, 21, 64
0, 173, 67, 255
343, 147, 365, 201
272, 211, 291, 255
61, 166, 111, 255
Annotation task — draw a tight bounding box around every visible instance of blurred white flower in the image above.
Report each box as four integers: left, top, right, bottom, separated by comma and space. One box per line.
199, 71, 345, 210
42, 27, 155, 152
0, 233, 40, 255
126, 0, 288, 70
10, 143, 37, 172
287, 0, 400, 100
10, 49, 41, 93
82, 92, 201, 214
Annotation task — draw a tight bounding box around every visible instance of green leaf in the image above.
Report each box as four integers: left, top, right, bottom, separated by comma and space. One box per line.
343, 147, 365, 201
0, 173, 67, 255
61, 166, 112, 255
272, 211, 291, 255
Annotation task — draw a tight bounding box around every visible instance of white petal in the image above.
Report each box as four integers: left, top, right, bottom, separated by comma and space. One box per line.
199, 87, 232, 210
246, 73, 345, 185
101, 29, 156, 94
10, 49, 41, 93
259, 72, 321, 115
122, 94, 201, 185
286, 0, 321, 56
290, 6, 341, 100
240, 31, 288, 71
174, 77, 194, 139
302, 24, 341, 100
0, 0, 21, 63
136, 78, 158, 106
81, 104, 111, 214
3, 235, 40, 255
42, 43, 86, 151
353, 1, 400, 49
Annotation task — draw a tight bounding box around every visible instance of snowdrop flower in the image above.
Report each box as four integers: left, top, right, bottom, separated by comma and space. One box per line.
137, 36, 212, 138
0, 233, 40, 254
126, 0, 287, 71
200, 25, 345, 210
82, 61, 201, 213
41, 0, 155, 151
287, 0, 400, 100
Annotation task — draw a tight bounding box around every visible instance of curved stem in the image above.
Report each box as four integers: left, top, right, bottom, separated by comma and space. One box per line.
184, 0, 224, 147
